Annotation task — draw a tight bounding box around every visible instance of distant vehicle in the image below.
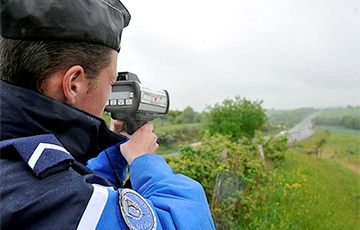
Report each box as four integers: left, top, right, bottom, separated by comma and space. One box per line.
275, 130, 288, 137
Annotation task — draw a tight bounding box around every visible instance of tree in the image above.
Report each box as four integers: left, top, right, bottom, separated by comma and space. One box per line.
205, 96, 267, 140
180, 106, 201, 124
166, 110, 182, 124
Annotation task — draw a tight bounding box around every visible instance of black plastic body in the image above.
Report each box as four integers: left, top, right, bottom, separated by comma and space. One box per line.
105, 72, 169, 134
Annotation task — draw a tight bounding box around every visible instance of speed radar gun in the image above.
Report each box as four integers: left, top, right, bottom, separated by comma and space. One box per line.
105, 72, 170, 134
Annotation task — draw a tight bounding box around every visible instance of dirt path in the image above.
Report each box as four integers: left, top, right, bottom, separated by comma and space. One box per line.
338, 161, 360, 175
319, 152, 360, 176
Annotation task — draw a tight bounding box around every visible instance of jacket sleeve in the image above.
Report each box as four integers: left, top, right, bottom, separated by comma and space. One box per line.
86, 141, 129, 188
130, 154, 216, 230
2, 135, 215, 230
87, 146, 215, 229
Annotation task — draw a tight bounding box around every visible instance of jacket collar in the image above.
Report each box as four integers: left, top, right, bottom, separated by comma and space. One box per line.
0, 80, 127, 164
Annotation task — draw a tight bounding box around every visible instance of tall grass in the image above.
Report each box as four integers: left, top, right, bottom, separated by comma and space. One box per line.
243, 132, 360, 229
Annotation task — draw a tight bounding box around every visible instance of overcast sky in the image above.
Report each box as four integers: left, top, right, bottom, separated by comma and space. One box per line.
118, 0, 360, 112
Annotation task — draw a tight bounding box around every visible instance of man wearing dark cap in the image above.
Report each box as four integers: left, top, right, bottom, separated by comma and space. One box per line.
0, 0, 215, 229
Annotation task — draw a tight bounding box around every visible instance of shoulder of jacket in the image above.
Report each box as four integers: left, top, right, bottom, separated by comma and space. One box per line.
0, 134, 74, 179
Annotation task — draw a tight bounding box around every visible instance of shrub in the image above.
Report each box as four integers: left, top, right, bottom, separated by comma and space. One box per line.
205, 96, 267, 140
166, 131, 288, 229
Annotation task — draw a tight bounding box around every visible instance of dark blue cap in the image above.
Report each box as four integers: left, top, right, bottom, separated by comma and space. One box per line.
0, 0, 131, 52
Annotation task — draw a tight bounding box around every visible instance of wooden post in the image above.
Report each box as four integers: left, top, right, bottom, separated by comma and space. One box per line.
257, 145, 266, 165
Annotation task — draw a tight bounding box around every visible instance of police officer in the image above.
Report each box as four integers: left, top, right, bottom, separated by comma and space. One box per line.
0, 0, 215, 229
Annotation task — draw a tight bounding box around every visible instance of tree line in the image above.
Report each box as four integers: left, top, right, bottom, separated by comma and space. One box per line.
313, 115, 360, 130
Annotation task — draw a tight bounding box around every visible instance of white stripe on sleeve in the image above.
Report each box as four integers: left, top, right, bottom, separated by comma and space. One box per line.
76, 184, 109, 230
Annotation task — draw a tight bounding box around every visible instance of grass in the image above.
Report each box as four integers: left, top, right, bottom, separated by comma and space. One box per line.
316, 125, 360, 136
154, 123, 202, 155
298, 131, 360, 166
153, 122, 201, 133
242, 131, 360, 229
319, 107, 360, 118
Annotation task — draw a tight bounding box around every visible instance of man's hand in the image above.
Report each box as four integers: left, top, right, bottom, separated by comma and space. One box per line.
110, 119, 124, 133
110, 119, 159, 164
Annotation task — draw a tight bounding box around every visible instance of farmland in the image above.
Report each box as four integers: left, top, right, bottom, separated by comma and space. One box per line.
102, 105, 360, 229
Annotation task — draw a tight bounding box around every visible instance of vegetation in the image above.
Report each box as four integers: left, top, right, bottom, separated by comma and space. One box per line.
153, 106, 204, 126
166, 132, 288, 229
205, 96, 267, 140
317, 106, 360, 118
166, 129, 360, 229
154, 123, 201, 154
313, 107, 360, 130
102, 103, 360, 229
317, 125, 360, 136
266, 108, 317, 129
245, 148, 360, 229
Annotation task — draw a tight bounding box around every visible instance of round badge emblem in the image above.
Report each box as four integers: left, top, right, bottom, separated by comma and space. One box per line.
119, 188, 157, 230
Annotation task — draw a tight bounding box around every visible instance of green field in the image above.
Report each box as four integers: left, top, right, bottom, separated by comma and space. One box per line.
243, 132, 360, 229
101, 108, 360, 229
316, 125, 360, 136
319, 107, 360, 118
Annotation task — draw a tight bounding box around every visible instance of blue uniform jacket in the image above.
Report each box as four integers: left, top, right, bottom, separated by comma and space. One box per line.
0, 80, 215, 229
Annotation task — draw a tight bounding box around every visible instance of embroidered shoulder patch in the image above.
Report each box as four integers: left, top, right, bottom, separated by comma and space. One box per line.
119, 189, 157, 230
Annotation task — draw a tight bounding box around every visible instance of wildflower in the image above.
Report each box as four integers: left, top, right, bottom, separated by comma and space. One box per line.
292, 183, 301, 189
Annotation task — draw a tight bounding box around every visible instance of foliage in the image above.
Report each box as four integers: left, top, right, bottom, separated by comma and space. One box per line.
102, 106, 203, 129
342, 116, 360, 129
314, 115, 360, 130
180, 106, 202, 124
244, 141, 360, 230
166, 131, 288, 229
298, 130, 360, 165
204, 96, 267, 140
318, 106, 360, 118
159, 107, 203, 124
313, 107, 360, 130
102, 112, 111, 126
102, 110, 203, 155
154, 123, 202, 154
258, 133, 288, 166
266, 108, 317, 129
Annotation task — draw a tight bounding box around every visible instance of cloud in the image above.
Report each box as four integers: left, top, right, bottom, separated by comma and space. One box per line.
118, 0, 360, 112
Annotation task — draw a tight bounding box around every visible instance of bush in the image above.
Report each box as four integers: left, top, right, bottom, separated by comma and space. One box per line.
205, 96, 267, 140
166, 131, 288, 229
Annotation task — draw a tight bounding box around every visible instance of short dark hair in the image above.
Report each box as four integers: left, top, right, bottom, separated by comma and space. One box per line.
0, 37, 113, 93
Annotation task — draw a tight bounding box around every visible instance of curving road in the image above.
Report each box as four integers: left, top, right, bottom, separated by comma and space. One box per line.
285, 111, 323, 143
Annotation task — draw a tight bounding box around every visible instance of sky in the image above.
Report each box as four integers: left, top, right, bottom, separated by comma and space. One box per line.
117, 0, 360, 112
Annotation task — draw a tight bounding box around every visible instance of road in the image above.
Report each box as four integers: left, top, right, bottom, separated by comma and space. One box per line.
165, 111, 323, 157
285, 111, 323, 143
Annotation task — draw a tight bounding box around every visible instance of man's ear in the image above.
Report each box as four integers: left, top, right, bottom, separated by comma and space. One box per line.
62, 65, 88, 105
